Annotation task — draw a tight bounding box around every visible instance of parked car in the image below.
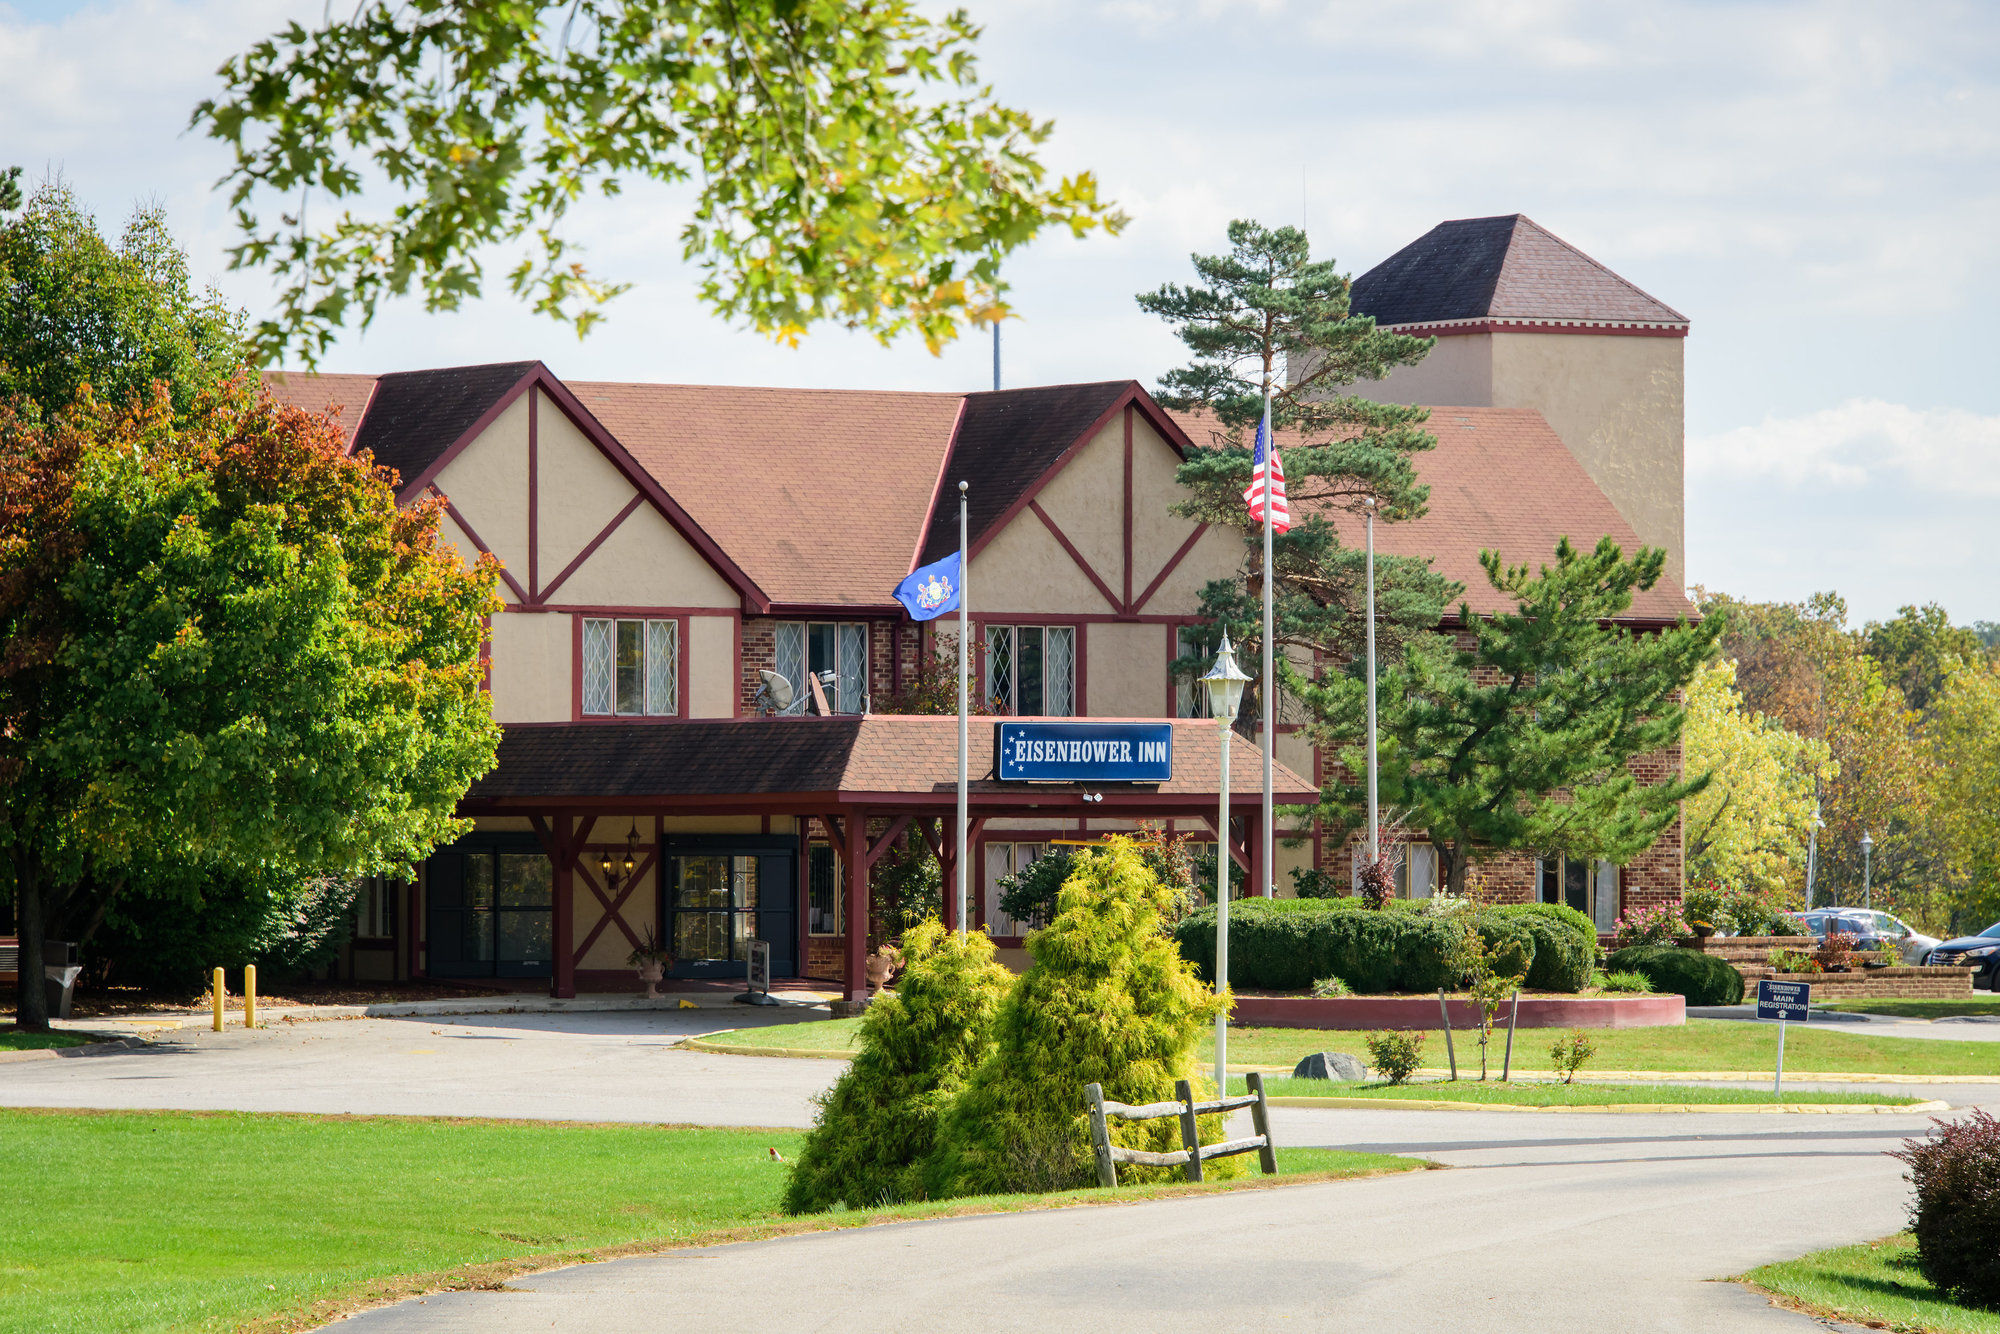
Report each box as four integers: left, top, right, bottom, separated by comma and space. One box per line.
1926, 921, 2000, 991
1786, 909, 1941, 966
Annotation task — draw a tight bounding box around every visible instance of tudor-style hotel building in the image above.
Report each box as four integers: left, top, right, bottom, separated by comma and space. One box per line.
271, 214, 1695, 1003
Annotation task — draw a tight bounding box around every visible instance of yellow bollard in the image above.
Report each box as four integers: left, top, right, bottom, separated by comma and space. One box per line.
212, 967, 225, 1032
244, 965, 256, 1030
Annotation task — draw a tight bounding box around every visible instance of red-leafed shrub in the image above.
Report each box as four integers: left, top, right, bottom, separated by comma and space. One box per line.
1894, 1109, 2000, 1308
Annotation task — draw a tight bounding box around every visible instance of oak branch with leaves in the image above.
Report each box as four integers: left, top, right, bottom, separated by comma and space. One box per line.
195, 0, 1126, 366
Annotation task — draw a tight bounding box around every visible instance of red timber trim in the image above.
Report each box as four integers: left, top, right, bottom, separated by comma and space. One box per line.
435, 490, 530, 604
1131, 522, 1210, 614
1121, 406, 1134, 612
526, 387, 538, 599
572, 836, 660, 962
843, 809, 868, 1001
534, 493, 646, 604
528, 813, 597, 998
961, 384, 1202, 567
909, 396, 969, 577
566, 605, 725, 723
764, 603, 901, 617
862, 816, 913, 874
1027, 499, 1121, 612
400, 362, 771, 613
1385, 317, 1688, 340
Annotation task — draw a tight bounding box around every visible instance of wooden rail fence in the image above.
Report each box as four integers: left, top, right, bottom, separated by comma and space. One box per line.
1083, 1072, 1277, 1187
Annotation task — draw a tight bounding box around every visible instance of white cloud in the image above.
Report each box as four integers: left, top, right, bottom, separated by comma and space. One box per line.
1689, 400, 2000, 496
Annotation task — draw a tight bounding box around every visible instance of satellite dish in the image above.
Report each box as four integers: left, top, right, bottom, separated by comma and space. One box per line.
757, 669, 795, 714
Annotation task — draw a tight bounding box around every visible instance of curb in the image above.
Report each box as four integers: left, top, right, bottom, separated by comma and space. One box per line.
0, 1035, 148, 1064
1264, 1096, 1953, 1115
681, 1037, 852, 1059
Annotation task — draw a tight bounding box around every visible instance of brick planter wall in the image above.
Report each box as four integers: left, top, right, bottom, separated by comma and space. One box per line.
1734, 966, 1975, 1000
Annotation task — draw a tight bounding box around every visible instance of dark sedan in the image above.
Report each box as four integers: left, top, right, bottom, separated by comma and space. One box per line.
1926, 921, 2000, 991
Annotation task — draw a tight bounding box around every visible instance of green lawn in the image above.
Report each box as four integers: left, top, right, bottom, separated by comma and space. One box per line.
700, 1017, 2000, 1077
0, 1030, 92, 1051
1744, 1234, 2000, 1333
1818, 998, 2000, 1019
1231, 1075, 1921, 1106
0, 1108, 1417, 1334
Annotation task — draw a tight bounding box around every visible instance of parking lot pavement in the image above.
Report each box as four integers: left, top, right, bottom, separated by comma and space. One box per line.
0, 1011, 843, 1126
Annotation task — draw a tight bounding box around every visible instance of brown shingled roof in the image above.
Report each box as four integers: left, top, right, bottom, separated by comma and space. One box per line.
1167, 405, 1693, 623
262, 371, 378, 449
464, 716, 1314, 808
570, 382, 964, 609
1353, 215, 1686, 328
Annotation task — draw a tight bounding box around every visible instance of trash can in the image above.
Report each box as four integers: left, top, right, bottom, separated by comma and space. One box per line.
44, 965, 81, 1021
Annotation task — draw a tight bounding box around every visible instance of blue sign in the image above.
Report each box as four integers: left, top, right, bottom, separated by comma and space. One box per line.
1756, 979, 1812, 1021
995, 721, 1173, 784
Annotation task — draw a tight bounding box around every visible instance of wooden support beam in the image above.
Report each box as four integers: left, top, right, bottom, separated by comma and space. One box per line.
552, 814, 577, 999
861, 815, 913, 873
844, 808, 869, 1003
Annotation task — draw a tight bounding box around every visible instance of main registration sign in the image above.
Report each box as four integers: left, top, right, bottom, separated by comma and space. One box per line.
995, 721, 1173, 784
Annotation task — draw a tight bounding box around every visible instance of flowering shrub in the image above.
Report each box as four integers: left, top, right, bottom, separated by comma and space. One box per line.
1767, 948, 1822, 975
1611, 904, 1691, 949
1548, 1028, 1596, 1084
1816, 930, 1857, 972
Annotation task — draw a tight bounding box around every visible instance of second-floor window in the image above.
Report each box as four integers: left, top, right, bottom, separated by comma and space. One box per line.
985, 625, 1075, 716
774, 621, 868, 714
1174, 625, 1212, 718
582, 617, 680, 716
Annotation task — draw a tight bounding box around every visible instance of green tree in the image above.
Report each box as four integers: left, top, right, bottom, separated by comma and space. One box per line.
1925, 662, 2000, 932
924, 837, 1229, 1198
2, 386, 501, 1029
1864, 602, 1988, 712
1682, 659, 1836, 898
1699, 590, 1940, 921
1138, 220, 1459, 713
782, 921, 1011, 1213
0, 184, 244, 425
194, 1, 1125, 365
1345, 539, 1722, 897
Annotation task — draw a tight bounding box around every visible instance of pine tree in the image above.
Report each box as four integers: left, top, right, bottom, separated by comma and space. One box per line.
922, 838, 1229, 1198
1137, 220, 1458, 717
1340, 538, 1724, 896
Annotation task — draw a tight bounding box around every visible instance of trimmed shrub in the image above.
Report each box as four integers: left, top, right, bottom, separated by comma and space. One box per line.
1603, 945, 1744, 1005
1172, 898, 1595, 994
1599, 969, 1654, 994
1510, 902, 1598, 993
782, 921, 1011, 1214
1894, 1108, 2000, 1309
924, 837, 1230, 1198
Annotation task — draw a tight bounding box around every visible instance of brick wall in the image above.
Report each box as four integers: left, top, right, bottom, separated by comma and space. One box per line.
740, 616, 910, 714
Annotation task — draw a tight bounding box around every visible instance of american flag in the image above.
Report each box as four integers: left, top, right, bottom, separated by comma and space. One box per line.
1242, 413, 1290, 533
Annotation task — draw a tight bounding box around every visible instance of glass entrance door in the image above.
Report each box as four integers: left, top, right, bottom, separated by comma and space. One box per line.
663, 841, 796, 979
427, 837, 553, 978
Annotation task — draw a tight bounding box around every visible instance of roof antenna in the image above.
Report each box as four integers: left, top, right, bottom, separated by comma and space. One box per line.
991, 320, 1001, 392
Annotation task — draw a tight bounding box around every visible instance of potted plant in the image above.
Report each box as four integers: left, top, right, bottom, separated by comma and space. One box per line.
627, 925, 674, 998
1816, 930, 1856, 973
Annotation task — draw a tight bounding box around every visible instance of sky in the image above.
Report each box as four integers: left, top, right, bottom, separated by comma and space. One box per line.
2, 0, 1996, 626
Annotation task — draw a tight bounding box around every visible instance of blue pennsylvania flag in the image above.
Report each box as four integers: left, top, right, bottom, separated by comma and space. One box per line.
894, 552, 962, 621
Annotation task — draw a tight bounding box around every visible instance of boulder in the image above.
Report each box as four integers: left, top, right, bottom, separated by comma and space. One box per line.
1292, 1051, 1368, 1081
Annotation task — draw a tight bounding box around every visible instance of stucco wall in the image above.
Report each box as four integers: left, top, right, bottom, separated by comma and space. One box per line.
488, 610, 571, 722
1344, 333, 1496, 408
686, 615, 737, 717
1084, 622, 1168, 716
434, 392, 531, 578
1489, 332, 1685, 587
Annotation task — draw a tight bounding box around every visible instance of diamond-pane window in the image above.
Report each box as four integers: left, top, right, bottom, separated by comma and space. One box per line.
983, 625, 1074, 716
582, 616, 678, 716
1044, 627, 1075, 716
582, 619, 614, 714
985, 626, 1014, 712
776, 621, 869, 714
836, 623, 868, 713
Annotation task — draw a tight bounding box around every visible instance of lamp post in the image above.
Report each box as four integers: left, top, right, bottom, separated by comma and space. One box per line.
1805, 802, 1823, 908
1861, 832, 1874, 912
1201, 632, 1252, 1096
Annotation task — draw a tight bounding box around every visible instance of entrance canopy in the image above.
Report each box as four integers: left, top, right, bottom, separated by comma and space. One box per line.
462, 716, 1315, 1001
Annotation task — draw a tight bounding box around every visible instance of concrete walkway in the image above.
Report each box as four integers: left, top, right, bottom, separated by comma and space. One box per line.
319, 1101, 1965, 1333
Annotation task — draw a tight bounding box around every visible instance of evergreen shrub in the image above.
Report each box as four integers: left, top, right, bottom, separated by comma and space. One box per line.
1603, 945, 1744, 1005
1894, 1108, 2000, 1309
782, 921, 1011, 1214
1172, 899, 1596, 994
924, 837, 1230, 1198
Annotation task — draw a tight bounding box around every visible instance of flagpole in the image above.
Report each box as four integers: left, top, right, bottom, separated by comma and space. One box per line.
957, 480, 970, 939
1260, 385, 1274, 898
1365, 497, 1379, 869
